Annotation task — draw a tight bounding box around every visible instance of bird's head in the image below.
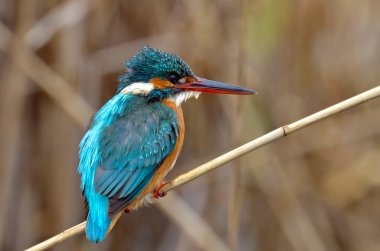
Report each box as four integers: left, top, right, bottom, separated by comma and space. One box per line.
118, 46, 256, 105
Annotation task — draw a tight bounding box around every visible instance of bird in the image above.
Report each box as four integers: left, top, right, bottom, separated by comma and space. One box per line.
78, 46, 256, 243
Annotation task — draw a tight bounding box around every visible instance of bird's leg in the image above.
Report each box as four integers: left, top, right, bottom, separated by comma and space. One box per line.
153, 181, 167, 199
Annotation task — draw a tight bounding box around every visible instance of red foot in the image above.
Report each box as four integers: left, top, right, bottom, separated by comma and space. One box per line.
153, 182, 167, 199
124, 208, 131, 214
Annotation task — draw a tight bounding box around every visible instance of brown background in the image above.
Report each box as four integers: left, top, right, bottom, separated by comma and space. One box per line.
1, 0, 380, 250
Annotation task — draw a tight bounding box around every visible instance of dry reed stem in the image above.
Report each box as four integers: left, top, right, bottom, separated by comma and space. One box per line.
25, 0, 92, 50
0, 22, 95, 127
25, 222, 86, 251
162, 85, 380, 192
25, 85, 380, 251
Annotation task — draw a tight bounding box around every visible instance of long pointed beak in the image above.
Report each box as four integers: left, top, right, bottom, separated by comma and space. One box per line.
175, 77, 256, 95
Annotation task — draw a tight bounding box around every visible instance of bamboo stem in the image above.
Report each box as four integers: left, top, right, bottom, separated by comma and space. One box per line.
24, 85, 380, 251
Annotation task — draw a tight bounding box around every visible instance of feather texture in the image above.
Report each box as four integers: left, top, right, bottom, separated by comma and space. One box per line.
78, 93, 180, 243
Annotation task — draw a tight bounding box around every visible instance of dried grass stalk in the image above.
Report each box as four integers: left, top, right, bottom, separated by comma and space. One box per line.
25, 86, 380, 251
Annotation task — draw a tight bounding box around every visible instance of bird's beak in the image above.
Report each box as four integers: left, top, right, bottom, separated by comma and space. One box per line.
175, 77, 257, 95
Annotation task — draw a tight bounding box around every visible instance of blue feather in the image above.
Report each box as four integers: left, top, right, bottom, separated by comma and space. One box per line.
78, 93, 133, 242
78, 92, 179, 242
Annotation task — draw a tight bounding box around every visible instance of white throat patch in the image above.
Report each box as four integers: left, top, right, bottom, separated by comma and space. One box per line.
121, 82, 154, 95
121, 83, 201, 106
169, 91, 201, 106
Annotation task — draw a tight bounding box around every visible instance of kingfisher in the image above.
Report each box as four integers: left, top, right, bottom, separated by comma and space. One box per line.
78, 46, 256, 243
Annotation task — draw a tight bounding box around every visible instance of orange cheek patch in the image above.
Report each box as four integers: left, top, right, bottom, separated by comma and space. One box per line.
150, 78, 174, 89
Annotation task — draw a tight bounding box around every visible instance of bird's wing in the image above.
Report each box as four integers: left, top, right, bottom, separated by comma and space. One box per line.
93, 105, 178, 215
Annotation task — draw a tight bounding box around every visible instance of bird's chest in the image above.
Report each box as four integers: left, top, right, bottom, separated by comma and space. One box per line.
161, 99, 184, 173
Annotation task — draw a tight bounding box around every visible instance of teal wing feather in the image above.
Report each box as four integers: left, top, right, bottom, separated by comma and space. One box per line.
94, 104, 179, 216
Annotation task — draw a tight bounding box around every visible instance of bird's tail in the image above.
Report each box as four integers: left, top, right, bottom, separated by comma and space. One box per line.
85, 199, 111, 243
86, 210, 123, 243
86, 211, 110, 243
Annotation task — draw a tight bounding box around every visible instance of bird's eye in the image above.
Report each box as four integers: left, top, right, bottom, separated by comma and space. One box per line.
168, 74, 179, 84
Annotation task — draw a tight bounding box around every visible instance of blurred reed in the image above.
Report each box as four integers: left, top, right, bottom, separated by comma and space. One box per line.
1, 1, 380, 251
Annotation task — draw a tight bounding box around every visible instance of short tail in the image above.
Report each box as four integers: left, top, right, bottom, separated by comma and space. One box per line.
86, 210, 124, 243
85, 207, 111, 243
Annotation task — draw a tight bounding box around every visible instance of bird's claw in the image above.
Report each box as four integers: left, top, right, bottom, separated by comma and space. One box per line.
153, 182, 167, 199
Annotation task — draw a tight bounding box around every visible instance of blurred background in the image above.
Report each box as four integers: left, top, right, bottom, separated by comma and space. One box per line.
1, 0, 380, 250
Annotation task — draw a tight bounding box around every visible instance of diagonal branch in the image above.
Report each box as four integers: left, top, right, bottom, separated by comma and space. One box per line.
162, 85, 380, 192
25, 85, 380, 251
